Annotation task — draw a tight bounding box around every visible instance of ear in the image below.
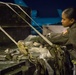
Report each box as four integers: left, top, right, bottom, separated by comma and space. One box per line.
70, 18, 75, 23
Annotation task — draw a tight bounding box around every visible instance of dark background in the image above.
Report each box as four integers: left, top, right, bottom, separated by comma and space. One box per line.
0, 0, 76, 18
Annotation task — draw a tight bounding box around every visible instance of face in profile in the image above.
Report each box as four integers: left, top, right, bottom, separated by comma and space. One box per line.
61, 12, 75, 27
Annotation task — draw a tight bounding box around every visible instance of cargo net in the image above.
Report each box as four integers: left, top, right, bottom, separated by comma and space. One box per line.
4, 35, 70, 75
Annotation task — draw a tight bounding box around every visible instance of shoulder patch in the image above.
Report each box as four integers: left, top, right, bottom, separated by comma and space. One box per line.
62, 29, 68, 35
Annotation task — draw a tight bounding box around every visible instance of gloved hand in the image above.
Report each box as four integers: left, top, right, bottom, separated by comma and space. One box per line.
17, 40, 28, 55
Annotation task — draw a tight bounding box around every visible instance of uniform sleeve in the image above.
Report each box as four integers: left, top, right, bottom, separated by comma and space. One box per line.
30, 29, 69, 46
47, 31, 69, 45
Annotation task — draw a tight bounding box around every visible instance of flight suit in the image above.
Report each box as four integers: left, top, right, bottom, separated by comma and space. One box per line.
47, 23, 76, 75
50, 23, 76, 75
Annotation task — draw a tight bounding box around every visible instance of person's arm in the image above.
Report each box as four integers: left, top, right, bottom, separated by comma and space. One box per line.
47, 32, 69, 45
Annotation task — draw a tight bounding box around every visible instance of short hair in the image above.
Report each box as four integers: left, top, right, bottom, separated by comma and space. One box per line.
63, 8, 76, 20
